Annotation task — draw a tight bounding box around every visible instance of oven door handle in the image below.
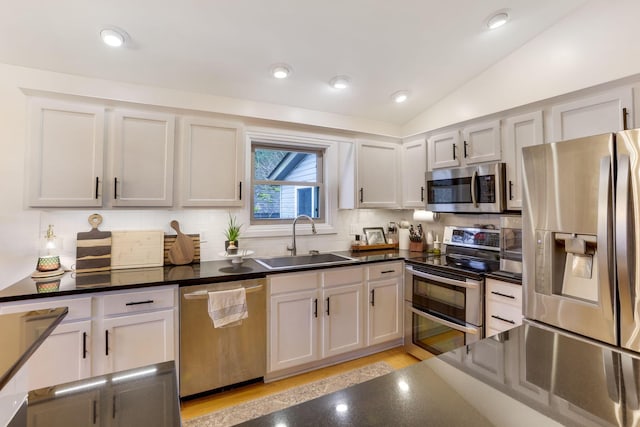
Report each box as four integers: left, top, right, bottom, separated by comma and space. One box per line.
405, 266, 480, 289
410, 307, 480, 335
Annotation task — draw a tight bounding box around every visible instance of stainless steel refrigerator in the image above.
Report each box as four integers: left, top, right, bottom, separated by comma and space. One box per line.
522, 129, 640, 352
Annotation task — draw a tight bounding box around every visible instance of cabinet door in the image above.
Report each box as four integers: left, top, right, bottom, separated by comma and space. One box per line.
27, 98, 104, 207
111, 110, 175, 206
181, 118, 244, 206
101, 309, 174, 375
427, 130, 460, 170
269, 289, 319, 372
401, 138, 427, 208
356, 140, 400, 208
322, 283, 364, 358
27, 389, 100, 427
367, 277, 403, 346
504, 111, 543, 210
462, 120, 501, 165
551, 87, 633, 142
25, 320, 92, 390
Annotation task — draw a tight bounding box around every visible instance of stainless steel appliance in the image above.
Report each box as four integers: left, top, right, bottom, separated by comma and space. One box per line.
499, 215, 522, 275
404, 226, 500, 358
425, 162, 506, 213
179, 278, 266, 397
522, 129, 640, 352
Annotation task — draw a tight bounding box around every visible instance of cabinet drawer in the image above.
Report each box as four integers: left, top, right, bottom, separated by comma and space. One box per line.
367, 262, 403, 281
0, 296, 92, 322
486, 279, 522, 307
487, 302, 523, 332
102, 287, 175, 316
323, 266, 363, 288
269, 271, 318, 295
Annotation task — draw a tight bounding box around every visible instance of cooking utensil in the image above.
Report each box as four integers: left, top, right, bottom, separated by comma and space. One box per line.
167, 220, 195, 265
76, 213, 112, 273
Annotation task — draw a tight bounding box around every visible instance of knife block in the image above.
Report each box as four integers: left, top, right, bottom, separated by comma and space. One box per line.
409, 240, 425, 252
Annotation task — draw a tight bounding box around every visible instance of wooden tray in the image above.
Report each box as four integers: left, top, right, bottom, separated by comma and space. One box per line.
350, 243, 399, 252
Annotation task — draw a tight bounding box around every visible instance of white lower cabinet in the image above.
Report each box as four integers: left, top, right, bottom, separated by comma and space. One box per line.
365, 262, 403, 346
0, 286, 177, 390
485, 278, 523, 336
268, 263, 403, 377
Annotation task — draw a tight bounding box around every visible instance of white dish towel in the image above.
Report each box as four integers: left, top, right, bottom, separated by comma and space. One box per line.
208, 287, 248, 328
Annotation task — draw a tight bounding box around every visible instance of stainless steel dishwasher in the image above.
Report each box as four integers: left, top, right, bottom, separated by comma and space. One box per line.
179, 278, 266, 398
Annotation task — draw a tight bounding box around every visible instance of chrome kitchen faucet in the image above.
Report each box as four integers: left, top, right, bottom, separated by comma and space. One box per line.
287, 215, 317, 256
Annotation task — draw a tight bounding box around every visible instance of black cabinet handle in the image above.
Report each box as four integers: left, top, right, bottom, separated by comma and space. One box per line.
370, 289, 375, 307
112, 395, 116, 419
326, 297, 330, 316
82, 332, 88, 359
623, 107, 629, 130
359, 188, 364, 203
125, 299, 154, 306
463, 141, 468, 158
313, 298, 318, 318
105, 330, 109, 356
508, 180, 514, 200
491, 291, 515, 299
114, 177, 118, 199
239, 181, 242, 200
420, 186, 424, 202
491, 314, 516, 325
93, 400, 97, 425
95, 177, 99, 199
452, 143, 457, 160
381, 270, 395, 274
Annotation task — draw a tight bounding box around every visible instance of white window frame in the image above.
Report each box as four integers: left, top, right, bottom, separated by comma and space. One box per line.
243, 128, 345, 238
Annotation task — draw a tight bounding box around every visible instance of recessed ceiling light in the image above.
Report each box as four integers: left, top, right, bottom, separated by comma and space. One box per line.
392, 91, 409, 103
100, 27, 127, 47
487, 12, 509, 30
271, 64, 292, 79
329, 76, 350, 90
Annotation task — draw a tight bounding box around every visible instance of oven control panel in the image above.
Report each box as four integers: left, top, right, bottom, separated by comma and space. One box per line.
443, 226, 500, 251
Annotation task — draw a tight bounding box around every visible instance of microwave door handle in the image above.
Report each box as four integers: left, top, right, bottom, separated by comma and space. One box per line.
471, 170, 478, 207
616, 154, 635, 332
410, 307, 480, 335
597, 155, 616, 330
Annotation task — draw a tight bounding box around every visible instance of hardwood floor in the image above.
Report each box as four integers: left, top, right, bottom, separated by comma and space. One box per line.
180, 347, 423, 421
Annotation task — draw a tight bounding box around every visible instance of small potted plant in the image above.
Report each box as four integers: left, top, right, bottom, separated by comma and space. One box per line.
223, 213, 242, 254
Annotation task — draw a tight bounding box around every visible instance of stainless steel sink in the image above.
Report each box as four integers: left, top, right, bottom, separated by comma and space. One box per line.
254, 253, 355, 270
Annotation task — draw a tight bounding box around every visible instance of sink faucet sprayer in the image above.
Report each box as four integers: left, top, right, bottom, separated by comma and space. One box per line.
287, 215, 317, 256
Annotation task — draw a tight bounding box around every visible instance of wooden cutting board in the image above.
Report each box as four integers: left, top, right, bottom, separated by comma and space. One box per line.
164, 234, 200, 265
111, 230, 164, 270
76, 214, 112, 273
167, 220, 195, 265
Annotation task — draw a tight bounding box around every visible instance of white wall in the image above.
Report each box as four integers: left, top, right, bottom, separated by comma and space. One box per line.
402, 0, 640, 136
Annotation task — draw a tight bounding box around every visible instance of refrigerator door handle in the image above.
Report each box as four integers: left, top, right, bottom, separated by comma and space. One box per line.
616, 154, 635, 328
597, 156, 615, 317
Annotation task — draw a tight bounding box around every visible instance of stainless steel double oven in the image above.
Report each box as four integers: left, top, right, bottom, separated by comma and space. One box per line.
404, 226, 500, 359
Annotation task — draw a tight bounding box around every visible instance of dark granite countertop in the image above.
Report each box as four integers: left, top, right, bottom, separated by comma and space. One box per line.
486, 270, 523, 285
0, 307, 68, 392
27, 360, 180, 426
0, 251, 410, 303
241, 321, 640, 426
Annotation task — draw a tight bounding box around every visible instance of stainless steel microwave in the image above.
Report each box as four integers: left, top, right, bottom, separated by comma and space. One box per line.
425, 162, 506, 213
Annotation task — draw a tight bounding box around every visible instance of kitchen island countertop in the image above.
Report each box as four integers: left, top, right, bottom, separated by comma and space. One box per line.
241, 321, 640, 427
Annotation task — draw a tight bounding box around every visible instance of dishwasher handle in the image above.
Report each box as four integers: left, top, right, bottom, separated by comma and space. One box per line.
183, 283, 264, 300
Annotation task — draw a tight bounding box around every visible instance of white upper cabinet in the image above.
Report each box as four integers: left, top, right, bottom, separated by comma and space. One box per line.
356, 140, 401, 208
551, 87, 633, 142
461, 120, 501, 165
111, 110, 175, 207
427, 130, 461, 170
27, 98, 105, 207
503, 111, 543, 210
401, 138, 427, 208
428, 120, 501, 170
181, 118, 244, 206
